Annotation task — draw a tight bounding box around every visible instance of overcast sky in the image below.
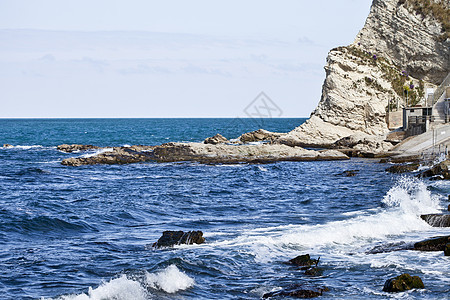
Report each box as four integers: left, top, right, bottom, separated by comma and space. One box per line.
0, 0, 372, 118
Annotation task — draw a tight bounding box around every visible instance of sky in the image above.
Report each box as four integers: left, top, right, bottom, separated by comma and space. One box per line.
0, 0, 373, 118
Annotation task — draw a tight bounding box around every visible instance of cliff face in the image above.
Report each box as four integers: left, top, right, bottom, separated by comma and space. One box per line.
278, 0, 449, 149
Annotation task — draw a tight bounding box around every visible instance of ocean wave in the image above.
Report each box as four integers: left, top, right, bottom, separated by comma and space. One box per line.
146, 265, 195, 293
2, 215, 96, 234
213, 177, 442, 255
46, 265, 194, 300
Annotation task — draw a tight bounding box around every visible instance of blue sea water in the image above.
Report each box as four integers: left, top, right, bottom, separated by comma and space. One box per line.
0, 118, 449, 300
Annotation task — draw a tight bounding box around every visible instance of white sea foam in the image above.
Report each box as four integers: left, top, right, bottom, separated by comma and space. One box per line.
80, 148, 114, 158
146, 265, 194, 293
2, 145, 45, 150
214, 177, 442, 257
48, 275, 147, 300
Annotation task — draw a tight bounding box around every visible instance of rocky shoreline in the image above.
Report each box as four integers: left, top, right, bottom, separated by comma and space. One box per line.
58, 140, 348, 166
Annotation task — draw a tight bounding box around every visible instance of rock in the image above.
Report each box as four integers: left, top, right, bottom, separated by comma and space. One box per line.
263, 284, 329, 299
333, 132, 394, 155
337, 170, 359, 177
288, 254, 318, 267
382, 273, 424, 293
386, 163, 419, 173
448, 204, 450, 212
366, 241, 414, 254
2, 144, 13, 148
57, 144, 101, 153
238, 129, 283, 144
304, 267, 323, 277
445, 243, 450, 256
420, 160, 450, 180
152, 231, 205, 248
413, 235, 450, 251
61, 142, 349, 166
203, 134, 229, 145
61, 147, 154, 166
420, 214, 450, 227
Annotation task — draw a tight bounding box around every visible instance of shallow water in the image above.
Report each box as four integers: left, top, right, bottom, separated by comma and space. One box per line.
0, 119, 449, 299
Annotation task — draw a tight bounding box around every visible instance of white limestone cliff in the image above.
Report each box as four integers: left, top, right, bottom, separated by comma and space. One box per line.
277, 0, 449, 151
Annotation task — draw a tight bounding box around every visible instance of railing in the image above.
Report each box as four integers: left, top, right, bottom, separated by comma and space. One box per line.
433, 72, 450, 105
408, 115, 435, 124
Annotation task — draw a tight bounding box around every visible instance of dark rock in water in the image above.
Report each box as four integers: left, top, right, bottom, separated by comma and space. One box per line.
203, 134, 229, 145
288, 254, 318, 267
366, 241, 414, 254
420, 160, 450, 180
420, 214, 450, 227
263, 284, 329, 298
382, 273, 424, 292
445, 243, 450, 256
2, 144, 13, 148
62, 147, 155, 166
447, 204, 450, 212
413, 235, 450, 251
57, 144, 101, 153
385, 163, 419, 173
304, 267, 323, 276
337, 170, 359, 177
153, 231, 205, 248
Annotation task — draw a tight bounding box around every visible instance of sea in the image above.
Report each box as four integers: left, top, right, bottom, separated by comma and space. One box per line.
0, 118, 449, 300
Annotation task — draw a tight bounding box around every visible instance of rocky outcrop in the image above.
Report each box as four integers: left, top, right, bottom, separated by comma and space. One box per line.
152, 231, 205, 248
383, 273, 424, 293
57, 144, 101, 152
203, 134, 229, 145
420, 214, 450, 227
413, 235, 450, 251
445, 243, 450, 256
287, 254, 318, 268
238, 129, 283, 144
277, 0, 449, 149
420, 160, 450, 179
61, 143, 349, 166
385, 163, 419, 173
333, 132, 394, 155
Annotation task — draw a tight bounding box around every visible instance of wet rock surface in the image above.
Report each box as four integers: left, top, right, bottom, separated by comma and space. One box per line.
287, 254, 318, 268
263, 284, 329, 299
420, 214, 450, 227
366, 241, 414, 254
382, 273, 424, 293
385, 163, 420, 173
152, 231, 205, 248
413, 235, 450, 251
420, 160, 450, 180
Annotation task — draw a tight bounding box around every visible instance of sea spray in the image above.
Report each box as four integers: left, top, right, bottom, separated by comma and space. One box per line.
51, 275, 147, 300
214, 176, 442, 258
146, 265, 195, 293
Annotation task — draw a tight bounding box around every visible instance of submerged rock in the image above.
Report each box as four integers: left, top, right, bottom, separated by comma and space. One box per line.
57, 144, 101, 153
366, 241, 414, 254
203, 134, 229, 145
445, 243, 450, 256
413, 235, 450, 251
263, 284, 329, 299
382, 273, 424, 293
337, 170, 359, 177
420, 214, 450, 227
2, 144, 13, 148
152, 231, 205, 248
